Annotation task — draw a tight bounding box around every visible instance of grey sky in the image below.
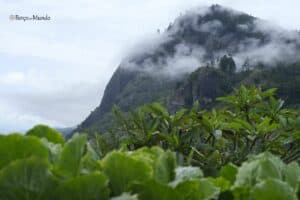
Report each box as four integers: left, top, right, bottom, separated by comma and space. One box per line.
0, 0, 299, 133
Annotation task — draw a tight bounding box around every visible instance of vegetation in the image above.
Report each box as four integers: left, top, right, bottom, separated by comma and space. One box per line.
1, 86, 299, 199
0, 135, 300, 199
78, 62, 300, 133
76, 5, 300, 133
219, 55, 236, 74
93, 86, 300, 175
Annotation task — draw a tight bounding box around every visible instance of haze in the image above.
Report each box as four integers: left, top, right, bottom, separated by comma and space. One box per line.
0, 0, 299, 133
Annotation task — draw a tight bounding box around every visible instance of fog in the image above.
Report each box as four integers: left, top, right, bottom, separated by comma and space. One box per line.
121, 5, 300, 78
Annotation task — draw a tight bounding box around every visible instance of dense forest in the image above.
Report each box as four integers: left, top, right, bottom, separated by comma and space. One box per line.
1, 86, 300, 199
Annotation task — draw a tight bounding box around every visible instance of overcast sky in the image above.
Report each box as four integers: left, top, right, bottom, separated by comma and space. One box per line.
0, 0, 299, 133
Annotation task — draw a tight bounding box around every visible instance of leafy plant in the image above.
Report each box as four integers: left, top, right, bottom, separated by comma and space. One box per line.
0, 130, 299, 199
0, 86, 299, 199
104, 86, 300, 175
26, 125, 65, 144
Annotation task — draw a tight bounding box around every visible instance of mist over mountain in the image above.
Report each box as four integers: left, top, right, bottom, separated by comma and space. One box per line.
123, 5, 300, 76
76, 5, 300, 133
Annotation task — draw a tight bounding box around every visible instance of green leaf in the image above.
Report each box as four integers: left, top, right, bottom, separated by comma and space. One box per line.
101, 151, 153, 196
207, 177, 231, 192
251, 179, 297, 200
130, 147, 176, 184
262, 88, 278, 98
232, 186, 250, 200
131, 180, 182, 200
80, 142, 101, 174
142, 103, 169, 118
234, 152, 283, 188
170, 166, 203, 187
256, 158, 282, 179
40, 139, 62, 164
54, 134, 87, 178
56, 173, 109, 200
175, 179, 220, 200
0, 157, 56, 200
26, 125, 64, 144
220, 163, 238, 184
0, 134, 49, 169
283, 162, 300, 191
110, 193, 138, 200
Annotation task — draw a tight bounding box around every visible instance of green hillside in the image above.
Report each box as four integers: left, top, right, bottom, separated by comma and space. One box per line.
76, 5, 300, 133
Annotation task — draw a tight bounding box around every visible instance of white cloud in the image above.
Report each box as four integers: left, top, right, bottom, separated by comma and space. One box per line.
0, 72, 25, 85
0, 31, 103, 66
0, 0, 300, 132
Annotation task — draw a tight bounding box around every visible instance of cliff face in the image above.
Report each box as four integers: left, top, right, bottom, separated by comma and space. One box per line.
77, 67, 177, 132
76, 5, 300, 133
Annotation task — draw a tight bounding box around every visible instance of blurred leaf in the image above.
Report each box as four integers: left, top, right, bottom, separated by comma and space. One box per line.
56, 173, 109, 200
110, 193, 138, 200
132, 180, 182, 200
220, 163, 238, 184
0, 157, 56, 200
283, 162, 300, 191
101, 151, 152, 196
175, 179, 220, 200
0, 134, 49, 169
54, 134, 87, 178
251, 179, 297, 200
26, 125, 64, 144
130, 147, 176, 184
170, 166, 203, 187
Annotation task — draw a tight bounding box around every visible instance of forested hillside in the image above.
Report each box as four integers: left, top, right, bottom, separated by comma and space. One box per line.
77, 5, 300, 133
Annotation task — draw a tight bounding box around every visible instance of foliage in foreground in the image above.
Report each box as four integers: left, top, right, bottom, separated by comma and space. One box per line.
0, 86, 300, 199
92, 86, 300, 175
0, 131, 300, 200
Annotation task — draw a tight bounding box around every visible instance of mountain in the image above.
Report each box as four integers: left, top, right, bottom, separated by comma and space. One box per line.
55, 127, 75, 138
76, 5, 300, 133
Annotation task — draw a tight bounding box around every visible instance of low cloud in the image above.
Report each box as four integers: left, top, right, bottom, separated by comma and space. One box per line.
1, 0, 300, 132
121, 5, 300, 78
0, 80, 104, 132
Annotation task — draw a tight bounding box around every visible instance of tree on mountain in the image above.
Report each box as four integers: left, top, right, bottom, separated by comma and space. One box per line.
219, 55, 236, 74
242, 58, 250, 71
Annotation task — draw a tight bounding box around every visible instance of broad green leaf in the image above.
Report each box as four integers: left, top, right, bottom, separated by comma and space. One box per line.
41, 138, 62, 164
170, 166, 203, 187
54, 134, 87, 178
0, 157, 56, 200
101, 151, 153, 196
154, 150, 176, 183
234, 152, 283, 187
207, 177, 231, 192
220, 163, 238, 184
132, 180, 182, 200
232, 187, 250, 200
0, 134, 49, 169
110, 193, 138, 200
26, 125, 64, 144
283, 162, 300, 191
130, 147, 176, 184
251, 179, 297, 200
255, 158, 282, 180
175, 179, 220, 200
80, 142, 101, 174
56, 173, 109, 200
